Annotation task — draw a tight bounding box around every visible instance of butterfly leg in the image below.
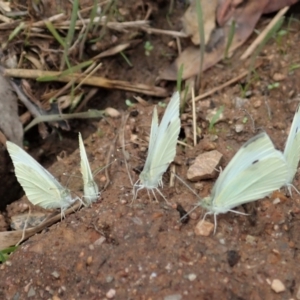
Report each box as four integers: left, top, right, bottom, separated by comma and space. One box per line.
155, 188, 170, 204
286, 183, 300, 197
149, 189, 157, 202
213, 213, 217, 235
131, 182, 143, 205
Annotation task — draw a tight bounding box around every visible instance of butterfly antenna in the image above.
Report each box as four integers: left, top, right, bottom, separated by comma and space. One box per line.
62, 172, 81, 179
93, 159, 117, 176
171, 172, 202, 201
179, 204, 200, 223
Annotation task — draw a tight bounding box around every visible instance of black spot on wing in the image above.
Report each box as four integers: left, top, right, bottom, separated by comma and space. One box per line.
252, 159, 259, 165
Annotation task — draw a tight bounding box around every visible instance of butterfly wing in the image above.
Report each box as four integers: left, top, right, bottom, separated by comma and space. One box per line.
79, 133, 99, 204
283, 105, 300, 184
213, 132, 277, 195
204, 133, 288, 214
207, 152, 288, 214
6, 141, 73, 210
141, 105, 159, 174
139, 91, 180, 188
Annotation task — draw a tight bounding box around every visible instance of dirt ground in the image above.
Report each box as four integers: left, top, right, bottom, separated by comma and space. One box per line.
1, 1, 300, 299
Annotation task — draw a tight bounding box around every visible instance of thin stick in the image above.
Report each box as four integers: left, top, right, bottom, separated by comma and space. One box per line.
103, 132, 118, 190
140, 27, 188, 38
119, 113, 133, 186
74, 88, 98, 113
177, 140, 193, 148
170, 164, 176, 188
192, 87, 197, 146
0, 201, 81, 250
3, 68, 168, 97
240, 6, 289, 60
194, 63, 262, 102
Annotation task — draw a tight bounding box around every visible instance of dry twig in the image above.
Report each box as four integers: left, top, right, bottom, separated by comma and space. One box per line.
3, 68, 168, 97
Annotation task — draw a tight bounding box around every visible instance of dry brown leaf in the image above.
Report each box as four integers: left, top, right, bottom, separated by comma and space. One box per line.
159, 28, 226, 80
263, 0, 298, 14
182, 0, 218, 45
0, 72, 23, 146
160, 0, 287, 81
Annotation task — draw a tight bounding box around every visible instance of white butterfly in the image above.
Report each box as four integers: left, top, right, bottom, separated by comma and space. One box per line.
134, 91, 181, 200
79, 133, 99, 206
283, 105, 300, 194
6, 141, 78, 212
196, 132, 288, 232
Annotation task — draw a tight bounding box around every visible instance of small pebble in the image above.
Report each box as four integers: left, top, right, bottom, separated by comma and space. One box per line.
164, 294, 182, 300
94, 236, 106, 246
187, 273, 197, 281
105, 107, 121, 118
194, 182, 204, 191
202, 141, 216, 151
272, 73, 286, 81
51, 271, 60, 279
234, 97, 248, 108
27, 287, 36, 297
106, 275, 114, 283
235, 124, 244, 133
271, 279, 286, 293
245, 235, 257, 245
86, 256, 93, 265
227, 250, 240, 267
100, 175, 107, 182
253, 100, 262, 108
106, 288, 116, 298
130, 134, 138, 142
194, 220, 214, 236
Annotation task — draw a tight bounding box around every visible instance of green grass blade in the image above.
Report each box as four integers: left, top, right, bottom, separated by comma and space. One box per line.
195, 0, 205, 88
45, 21, 66, 48
209, 105, 224, 132
37, 60, 93, 81
176, 64, 184, 92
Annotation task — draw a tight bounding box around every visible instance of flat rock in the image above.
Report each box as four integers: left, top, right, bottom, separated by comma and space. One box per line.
187, 150, 223, 181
